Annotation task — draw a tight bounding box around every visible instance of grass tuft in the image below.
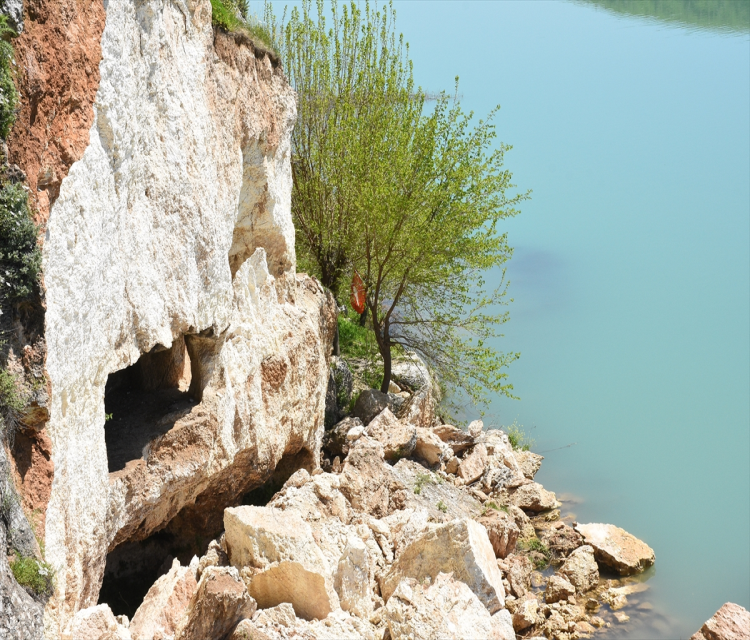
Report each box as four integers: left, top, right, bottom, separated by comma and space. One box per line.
10, 553, 54, 597
436, 500, 448, 513
519, 537, 551, 569
505, 420, 534, 452
210, 0, 276, 52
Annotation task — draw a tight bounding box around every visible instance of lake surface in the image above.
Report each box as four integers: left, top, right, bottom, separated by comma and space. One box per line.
391, 1, 749, 637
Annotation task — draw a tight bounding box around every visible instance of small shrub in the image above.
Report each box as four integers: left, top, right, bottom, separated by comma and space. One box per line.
506, 420, 534, 452
210, 0, 275, 51
519, 537, 551, 569
0, 183, 42, 301
0, 15, 18, 140
481, 500, 509, 516
413, 471, 432, 495
436, 500, 447, 513
9, 553, 54, 597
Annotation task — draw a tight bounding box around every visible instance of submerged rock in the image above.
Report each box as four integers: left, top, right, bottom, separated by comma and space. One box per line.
575, 522, 655, 575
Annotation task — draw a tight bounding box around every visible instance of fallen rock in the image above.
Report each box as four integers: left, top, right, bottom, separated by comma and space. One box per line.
384, 573, 513, 640
458, 444, 488, 484
391, 356, 432, 391
477, 509, 519, 559
365, 408, 417, 461
560, 545, 599, 593
545, 575, 576, 604
130, 558, 197, 640
507, 482, 558, 512
339, 437, 407, 517
575, 523, 655, 575
176, 566, 255, 640
445, 456, 460, 474
398, 385, 436, 428
691, 602, 750, 640
468, 420, 484, 438
432, 424, 475, 454
540, 521, 584, 558
513, 450, 544, 479
334, 536, 372, 620
245, 561, 337, 621
512, 597, 539, 632
353, 389, 390, 425
505, 554, 532, 598
322, 416, 363, 458
381, 518, 505, 613
197, 539, 229, 579
509, 505, 536, 540
63, 604, 128, 640
413, 427, 452, 466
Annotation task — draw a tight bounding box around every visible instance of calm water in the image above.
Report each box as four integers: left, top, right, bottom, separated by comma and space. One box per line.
390, 1, 749, 638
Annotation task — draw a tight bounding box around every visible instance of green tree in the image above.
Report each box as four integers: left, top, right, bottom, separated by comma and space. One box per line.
270, 0, 529, 408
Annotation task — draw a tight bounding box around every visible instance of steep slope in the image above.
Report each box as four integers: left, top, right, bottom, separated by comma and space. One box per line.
7, 0, 335, 636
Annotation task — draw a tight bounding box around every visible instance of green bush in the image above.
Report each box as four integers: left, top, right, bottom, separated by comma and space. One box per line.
0, 183, 41, 301
9, 553, 54, 597
210, 0, 275, 51
519, 537, 551, 569
506, 420, 535, 452
0, 15, 18, 140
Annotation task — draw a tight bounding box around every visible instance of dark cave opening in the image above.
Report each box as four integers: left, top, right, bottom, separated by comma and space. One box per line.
104, 337, 195, 473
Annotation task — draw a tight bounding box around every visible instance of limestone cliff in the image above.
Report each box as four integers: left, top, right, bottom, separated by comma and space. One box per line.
5, 0, 336, 637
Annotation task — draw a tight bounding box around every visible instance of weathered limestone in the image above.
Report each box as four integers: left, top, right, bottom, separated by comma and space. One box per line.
540, 521, 583, 558
458, 444, 488, 484
691, 602, 750, 640
398, 385, 436, 429
504, 555, 532, 598
384, 574, 514, 640
432, 424, 474, 454
513, 450, 544, 480
175, 566, 255, 640
334, 536, 372, 620
545, 575, 576, 604
507, 482, 558, 512
477, 510, 520, 559
560, 545, 599, 593
381, 518, 505, 613
413, 427, 451, 466
575, 522, 655, 575
365, 408, 417, 461
353, 390, 389, 425
512, 597, 539, 632
62, 604, 129, 640
130, 559, 197, 640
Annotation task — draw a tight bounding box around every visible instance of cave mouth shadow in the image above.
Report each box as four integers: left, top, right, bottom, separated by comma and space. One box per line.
104, 337, 195, 473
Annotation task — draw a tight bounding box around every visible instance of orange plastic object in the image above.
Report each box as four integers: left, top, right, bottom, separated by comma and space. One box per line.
350, 271, 366, 314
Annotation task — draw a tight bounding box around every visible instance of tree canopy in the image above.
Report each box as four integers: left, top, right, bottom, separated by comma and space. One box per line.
269, 0, 530, 409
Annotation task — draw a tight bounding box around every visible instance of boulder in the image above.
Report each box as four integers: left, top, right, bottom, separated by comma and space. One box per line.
381, 518, 505, 613
545, 575, 576, 604
574, 523, 655, 575
353, 389, 390, 425
130, 559, 198, 640
197, 539, 229, 579
245, 561, 336, 621
507, 482, 558, 512
224, 506, 329, 573
458, 443, 488, 484
413, 427, 452, 466
468, 420, 484, 438
505, 554, 532, 598
432, 424, 475, 454
322, 416, 363, 458
384, 573, 514, 640
691, 602, 750, 640
246, 604, 379, 640
513, 450, 544, 480
398, 385, 436, 428
334, 536, 372, 620
229, 619, 275, 640
339, 437, 407, 517
512, 597, 539, 632
391, 356, 432, 391
540, 522, 584, 558
365, 408, 417, 461
176, 566, 255, 640
63, 605, 128, 640
477, 510, 519, 559
508, 505, 536, 540
560, 545, 599, 593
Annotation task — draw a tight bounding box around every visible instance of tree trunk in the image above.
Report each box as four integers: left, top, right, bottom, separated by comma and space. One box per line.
379, 320, 392, 394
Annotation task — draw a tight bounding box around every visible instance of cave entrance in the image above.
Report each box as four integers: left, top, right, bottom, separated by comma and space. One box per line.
104, 337, 195, 473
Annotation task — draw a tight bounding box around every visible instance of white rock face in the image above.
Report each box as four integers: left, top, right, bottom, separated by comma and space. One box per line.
40, 0, 335, 634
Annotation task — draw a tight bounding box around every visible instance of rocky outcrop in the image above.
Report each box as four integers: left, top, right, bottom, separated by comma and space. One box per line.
691, 603, 750, 640
5, 0, 337, 634
365, 408, 416, 461
575, 522, 655, 575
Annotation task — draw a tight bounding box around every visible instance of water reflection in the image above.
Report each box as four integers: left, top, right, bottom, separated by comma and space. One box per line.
577, 0, 750, 35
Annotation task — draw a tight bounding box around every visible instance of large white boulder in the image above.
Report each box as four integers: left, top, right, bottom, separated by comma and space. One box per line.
574, 522, 655, 575
381, 518, 505, 613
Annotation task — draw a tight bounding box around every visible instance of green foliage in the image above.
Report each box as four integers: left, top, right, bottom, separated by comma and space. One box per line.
580, 0, 750, 34
413, 471, 432, 495
0, 368, 24, 414
9, 552, 54, 597
0, 183, 41, 301
481, 500, 509, 516
0, 15, 18, 140
506, 420, 534, 452
337, 310, 379, 360
268, 0, 529, 406
436, 500, 448, 513
210, 0, 275, 51
519, 538, 551, 569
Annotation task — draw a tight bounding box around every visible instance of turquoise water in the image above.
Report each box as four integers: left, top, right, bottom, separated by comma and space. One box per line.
390, 1, 749, 637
